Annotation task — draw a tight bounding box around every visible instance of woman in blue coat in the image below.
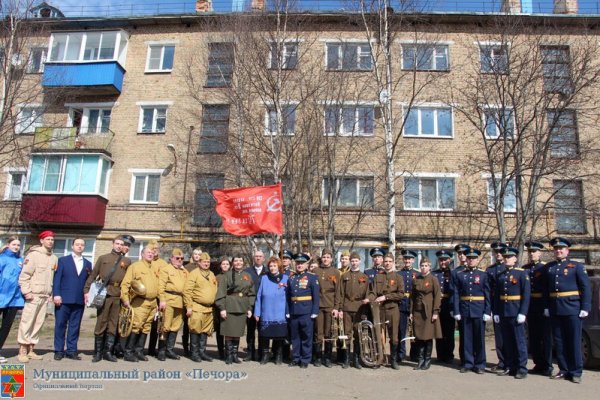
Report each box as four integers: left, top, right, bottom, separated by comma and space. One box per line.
0, 236, 25, 363
254, 256, 288, 365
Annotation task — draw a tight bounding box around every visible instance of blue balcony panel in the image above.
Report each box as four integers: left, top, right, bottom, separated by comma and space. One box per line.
42, 62, 125, 94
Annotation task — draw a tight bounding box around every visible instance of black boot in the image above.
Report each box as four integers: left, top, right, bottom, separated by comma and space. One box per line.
148, 322, 158, 357
198, 333, 213, 362
123, 334, 139, 362
190, 333, 202, 363
182, 318, 190, 357
135, 333, 148, 361
273, 340, 283, 365
225, 340, 233, 365
113, 334, 124, 358
92, 335, 104, 363
217, 334, 225, 360
259, 338, 270, 365
166, 332, 180, 360
313, 347, 322, 367
354, 352, 362, 369
422, 340, 433, 370
157, 339, 167, 361
341, 349, 349, 369
104, 334, 118, 362
390, 344, 400, 370
323, 342, 333, 368
232, 339, 242, 364
244, 344, 255, 362
413, 341, 425, 370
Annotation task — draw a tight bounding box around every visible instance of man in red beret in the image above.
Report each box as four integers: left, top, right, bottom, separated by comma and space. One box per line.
17, 231, 58, 362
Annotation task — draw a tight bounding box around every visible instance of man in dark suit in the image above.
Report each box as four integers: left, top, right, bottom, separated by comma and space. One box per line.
245, 250, 266, 361
53, 238, 92, 360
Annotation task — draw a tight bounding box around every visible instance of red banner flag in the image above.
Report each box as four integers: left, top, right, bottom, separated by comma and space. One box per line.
213, 183, 283, 236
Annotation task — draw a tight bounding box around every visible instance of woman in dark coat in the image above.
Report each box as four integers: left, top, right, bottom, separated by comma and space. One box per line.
410, 256, 442, 370
214, 256, 231, 360
215, 255, 255, 364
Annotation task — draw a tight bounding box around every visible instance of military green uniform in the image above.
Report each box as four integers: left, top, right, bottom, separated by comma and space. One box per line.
183, 269, 218, 334
369, 270, 404, 345
121, 259, 159, 334
215, 269, 255, 337
158, 263, 188, 332
314, 266, 341, 345
335, 270, 369, 351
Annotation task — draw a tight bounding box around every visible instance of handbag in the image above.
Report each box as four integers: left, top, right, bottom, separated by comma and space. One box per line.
86, 254, 124, 308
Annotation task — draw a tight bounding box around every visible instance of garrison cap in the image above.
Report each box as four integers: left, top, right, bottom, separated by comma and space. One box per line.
524, 241, 544, 251
370, 247, 385, 257
321, 248, 334, 257
171, 248, 184, 257
349, 252, 361, 260
550, 237, 571, 248
436, 250, 453, 259
199, 252, 211, 261
340, 250, 351, 258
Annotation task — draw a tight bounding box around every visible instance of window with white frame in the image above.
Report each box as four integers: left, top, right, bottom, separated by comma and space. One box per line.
270, 41, 298, 70
27, 47, 47, 73
404, 176, 455, 210
554, 180, 586, 234
547, 109, 579, 158
48, 31, 128, 65
323, 177, 374, 208
326, 42, 372, 71
130, 171, 161, 204
541, 46, 572, 94
404, 106, 453, 137
324, 105, 375, 136
69, 105, 112, 134
266, 105, 296, 135
486, 178, 516, 212
53, 238, 95, 260
482, 106, 514, 139
402, 44, 449, 71
16, 105, 43, 134
138, 105, 168, 133
4, 169, 26, 201
146, 44, 175, 72
479, 44, 508, 74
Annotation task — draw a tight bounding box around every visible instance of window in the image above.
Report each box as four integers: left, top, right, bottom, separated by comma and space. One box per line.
479, 44, 508, 74
404, 106, 453, 137
139, 106, 167, 133
27, 47, 47, 73
199, 105, 229, 153
16, 106, 43, 134
541, 46, 572, 94
554, 180, 586, 233
48, 31, 128, 64
270, 41, 298, 70
323, 177, 374, 208
486, 178, 516, 212
146, 44, 175, 72
53, 238, 95, 260
324, 105, 375, 136
130, 172, 161, 204
482, 107, 514, 139
69, 106, 112, 134
547, 109, 579, 158
194, 174, 224, 226
28, 154, 110, 196
4, 169, 26, 201
206, 43, 234, 87
404, 176, 455, 210
402, 44, 449, 71
266, 105, 296, 135
326, 43, 372, 71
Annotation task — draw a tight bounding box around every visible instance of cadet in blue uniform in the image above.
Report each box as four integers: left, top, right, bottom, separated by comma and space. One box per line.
493, 246, 530, 379
450, 243, 470, 365
486, 241, 507, 372
365, 247, 385, 284
432, 249, 455, 363
544, 237, 591, 383
523, 241, 553, 376
452, 248, 491, 374
398, 250, 416, 362
287, 253, 320, 368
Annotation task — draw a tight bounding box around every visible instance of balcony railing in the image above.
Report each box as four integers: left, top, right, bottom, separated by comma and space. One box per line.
32, 127, 115, 154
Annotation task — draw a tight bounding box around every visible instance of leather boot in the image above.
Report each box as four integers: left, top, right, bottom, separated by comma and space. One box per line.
323, 342, 333, 368
259, 338, 270, 365
190, 333, 202, 363
244, 344, 255, 362
390, 344, 400, 370
217, 334, 225, 360
112, 334, 124, 358
422, 340, 433, 370
313, 347, 322, 367
135, 333, 148, 361
354, 352, 362, 369
413, 341, 425, 370
232, 339, 242, 364
225, 339, 233, 365
157, 340, 167, 361
166, 332, 180, 360
198, 333, 212, 361
148, 322, 158, 357
182, 319, 190, 358
92, 335, 104, 363
273, 340, 283, 365
341, 349, 349, 369
123, 334, 139, 362
104, 334, 118, 362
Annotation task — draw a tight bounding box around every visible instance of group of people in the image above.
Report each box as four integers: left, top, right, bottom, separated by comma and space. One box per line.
0, 231, 592, 384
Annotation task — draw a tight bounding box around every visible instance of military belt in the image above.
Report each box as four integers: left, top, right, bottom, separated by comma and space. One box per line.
291, 296, 312, 301
441, 294, 450, 298
460, 296, 484, 301
113, 282, 120, 287
165, 290, 181, 295
499, 295, 521, 301
549, 291, 580, 298
403, 293, 410, 298
531, 292, 543, 299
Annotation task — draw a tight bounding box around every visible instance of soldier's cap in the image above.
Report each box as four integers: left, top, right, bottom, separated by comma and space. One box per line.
38, 230, 55, 240
454, 244, 471, 254
349, 252, 361, 260
199, 252, 211, 261
490, 242, 508, 251
148, 239, 159, 249
465, 248, 481, 258
321, 248, 333, 257
436, 249, 453, 259
550, 237, 571, 248
282, 249, 293, 259
383, 252, 395, 260
121, 235, 135, 246
171, 248, 184, 257
499, 246, 518, 257
369, 247, 386, 257
524, 241, 544, 251
340, 250, 351, 257
294, 253, 310, 263
401, 249, 417, 259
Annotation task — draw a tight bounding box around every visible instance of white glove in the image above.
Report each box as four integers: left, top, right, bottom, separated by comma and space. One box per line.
543, 309, 550, 317
517, 314, 526, 324
493, 315, 500, 324
310, 314, 318, 319
285, 314, 290, 319
454, 314, 461, 321
483, 314, 491, 322
579, 310, 589, 318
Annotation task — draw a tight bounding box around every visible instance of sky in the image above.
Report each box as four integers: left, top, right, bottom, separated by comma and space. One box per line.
38, 1, 600, 17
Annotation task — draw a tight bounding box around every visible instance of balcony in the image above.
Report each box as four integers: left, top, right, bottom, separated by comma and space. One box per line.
20, 194, 107, 227
32, 127, 114, 155
42, 61, 125, 94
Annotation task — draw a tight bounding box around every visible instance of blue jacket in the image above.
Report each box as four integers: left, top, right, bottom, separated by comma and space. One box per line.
486, 262, 503, 313
0, 248, 25, 308
287, 272, 320, 316
544, 258, 591, 316
523, 261, 547, 315
432, 268, 452, 313
492, 266, 531, 317
452, 267, 491, 318
52, 254, 92, 305
398, 268, 415, 312
255, 274, 289, 322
